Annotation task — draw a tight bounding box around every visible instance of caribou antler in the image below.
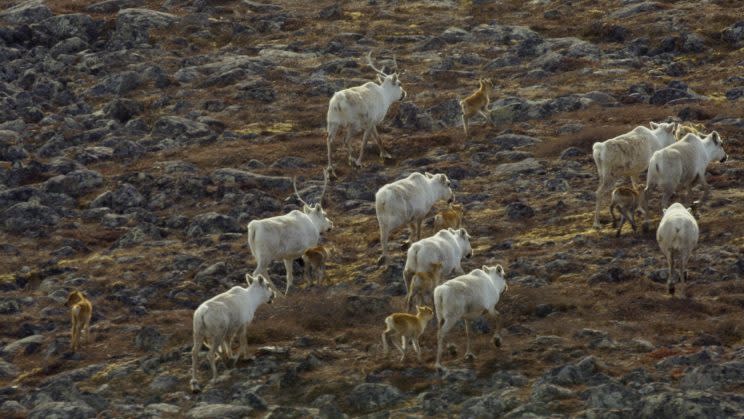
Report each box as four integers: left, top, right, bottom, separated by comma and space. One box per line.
292, 176, 310, 207
392, 54, 399, 74
366, 51, 387, 76
293, 169, 331, 207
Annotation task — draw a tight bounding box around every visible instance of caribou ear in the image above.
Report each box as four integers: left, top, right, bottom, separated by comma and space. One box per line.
424, 172, 433, 178
650, 122, 659, 129
439, 174, 447, 184
482, 265, 488, 271
496, 265, 504, 276
710, 131, 721, 144
258, 276, 265, 287
245, 274, 254, 285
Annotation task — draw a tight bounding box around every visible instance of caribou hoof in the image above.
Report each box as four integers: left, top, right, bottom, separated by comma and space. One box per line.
376, 255, 386, 267
447, 343, 458, 357
380, 151, 392, 159
190, 379, 201, 393
464, 352, 476, 362
592, 221, 602, 229
492, 334, 502, 347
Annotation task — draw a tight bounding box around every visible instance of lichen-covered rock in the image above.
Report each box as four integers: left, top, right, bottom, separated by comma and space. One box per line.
111, 8, 178, 49
347, 383, 402, 413
0, 0, 52, 24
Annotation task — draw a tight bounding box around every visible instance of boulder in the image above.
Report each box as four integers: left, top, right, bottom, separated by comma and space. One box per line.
347, 383, 402, 413
1, 201, 59, 234
28, 401, 95, 419
43, 170, 103, 197
111, 8, 177, 48
0, 0, 52, 24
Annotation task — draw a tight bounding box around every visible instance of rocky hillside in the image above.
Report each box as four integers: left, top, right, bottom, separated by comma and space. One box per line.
1, 0, 743, 417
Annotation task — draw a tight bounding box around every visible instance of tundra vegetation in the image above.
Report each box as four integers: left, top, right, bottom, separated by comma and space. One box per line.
1, 0, 743, 418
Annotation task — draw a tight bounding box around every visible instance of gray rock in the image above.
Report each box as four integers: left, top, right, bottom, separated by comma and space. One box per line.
39, 13, 96, 43
656, 349, 717, 370
0, 0, 52, 24
111, 8, 178, 48
271, 156, 311, 169
201, 68, 247, 87
726, 87, 743, 101
680, 361, 744, 390
649, 88, 692, 105
43, 170, 103, 197
234, 78, 276, 102
0, 358, 19, 378
347, 383, 402, 413
461, 389, 519, 418
109, 184, 145, 211
211, 168, 291, 190
28, 401, 95, 419
187, 404, 254, 419
194, 262, 229, 286
104, 98, 143, 123
721, 21, 744, 48
318, 3, 342, 20
635, 390, 740, 418
86, 0, 145, 14
152, 116, 212, 141
134, 326, 165, 352
584, 382, 639, 410
50, 37, 89, 57
441, 27, 472, 43
392, 102, 433, 131
345, 295, 390, 318
493, 158, 542, 179
428, 99, 462, 127
144, 403, 180, 417
610, 2, 661, 19
90, 71, 142, 96
187, 212, 241, 236
1, 201, 59, 234
0, 400, 27, 418
112, 223, 163, 248
487, 134, 540, 151
266, 406, 316, 418
149, 374, 179, 392
112, 140, 145, 160
505, 202, 534, 220
75, 147, 114, 165
531, 382, 575, 403
3, 335, 44, 358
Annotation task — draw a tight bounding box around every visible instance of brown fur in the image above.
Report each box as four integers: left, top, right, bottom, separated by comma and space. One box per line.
406, 262, 444, 311
381, 305, 434, 362
610, 185, 645, 237
66, 290, 92, 352
459, 79, 496, 138
433, 203, 464, 234
302, 245, 331, 286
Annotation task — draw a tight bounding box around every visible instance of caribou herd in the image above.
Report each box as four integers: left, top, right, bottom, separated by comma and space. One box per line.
188, 51, 731, 389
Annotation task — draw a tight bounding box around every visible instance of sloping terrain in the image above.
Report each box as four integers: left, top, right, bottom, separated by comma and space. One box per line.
0, 0, 743, 417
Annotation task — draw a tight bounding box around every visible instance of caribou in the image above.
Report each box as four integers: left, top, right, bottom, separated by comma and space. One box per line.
325, 52, 406, 175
